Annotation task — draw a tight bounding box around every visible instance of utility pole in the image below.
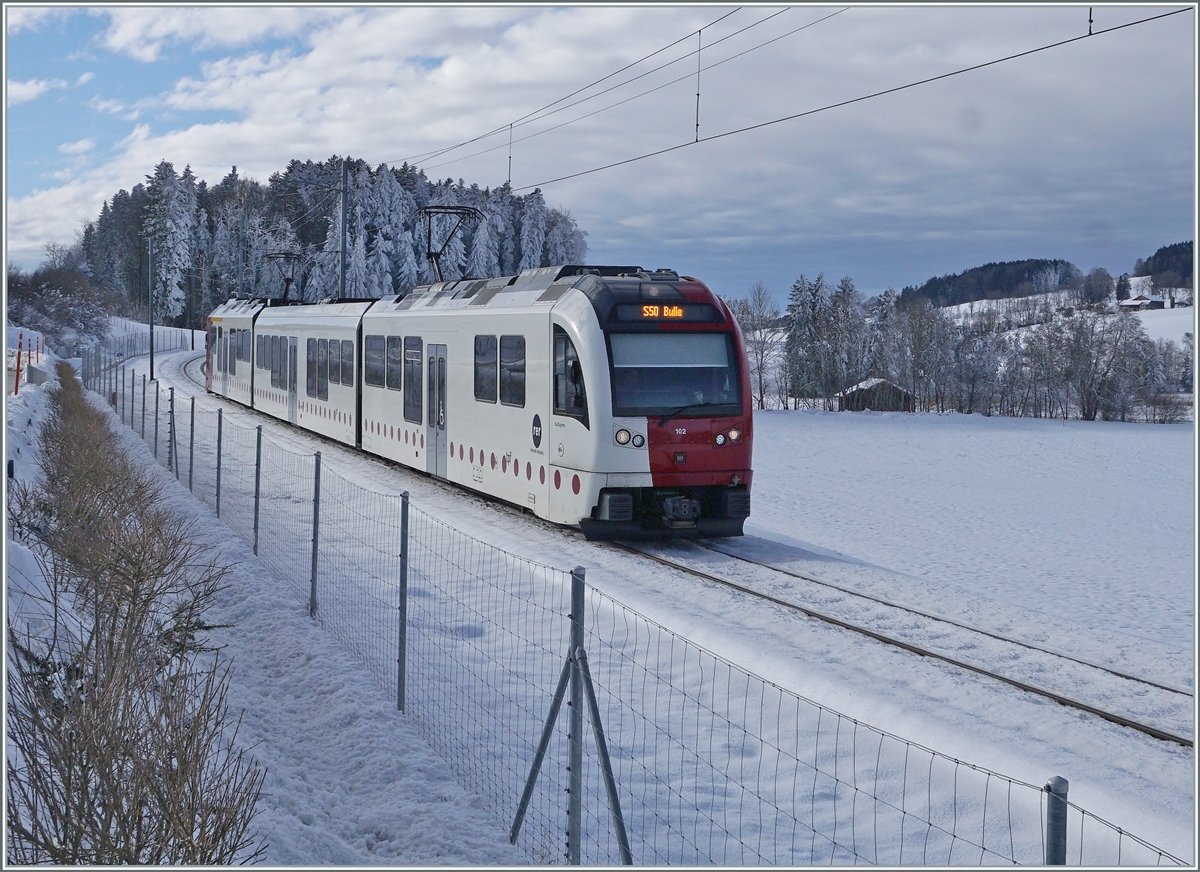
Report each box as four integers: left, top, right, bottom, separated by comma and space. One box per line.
340, 156, 348, 299
149, 236, 155, 381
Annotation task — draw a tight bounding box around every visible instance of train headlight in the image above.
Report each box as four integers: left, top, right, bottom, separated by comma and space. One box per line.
631, 434, 645, 448
728, 428, 741, 443
714, 433, 727, 446
615, 428, 632, 445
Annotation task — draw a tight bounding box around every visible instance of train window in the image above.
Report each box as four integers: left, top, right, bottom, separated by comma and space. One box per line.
289, 339, 298, 392
553, 326, 588, 429
386, 337, 403, 391
317, 339, 329, 400
608, 332, 740, 418
364, 335, 385, 386
474, 335, 498, 403
500, 335, 525, 407
306, 339, 317, 397
328, 338, 341, 385
268, 336, 278, 388
239, 329, 248, 362
403, 336, 422, 424
217, 327, 225, 373
228, 331, 236, 376
257, 334, 264, 368
341, 340, 354, 387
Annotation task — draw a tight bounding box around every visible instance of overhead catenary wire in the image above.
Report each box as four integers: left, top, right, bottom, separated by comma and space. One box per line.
514, 6, 1193, 192
391, 7, 745, 168
421, 7, 847, 175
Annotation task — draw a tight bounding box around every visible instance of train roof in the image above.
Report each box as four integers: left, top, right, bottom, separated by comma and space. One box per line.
374, 264, 692, 315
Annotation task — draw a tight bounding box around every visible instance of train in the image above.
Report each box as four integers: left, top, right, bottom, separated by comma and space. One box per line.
206, 264, 752, 539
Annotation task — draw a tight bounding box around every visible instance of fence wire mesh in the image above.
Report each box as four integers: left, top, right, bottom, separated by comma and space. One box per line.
84, 349, 1188, 867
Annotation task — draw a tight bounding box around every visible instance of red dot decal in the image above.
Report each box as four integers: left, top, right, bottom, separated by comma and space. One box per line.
525, 462, 531, 480
502, 456, 508, 472
450, 441, 454, 456
554, 470, 561, 489
490, 453, 496, 470
405, 430, 409, 444
459, 444, 464, 460
540, 466, 546, 485
572, 474, 581, 495
470, 447, 474, 463
420, 434, 424, 449
513, 460, 519, 477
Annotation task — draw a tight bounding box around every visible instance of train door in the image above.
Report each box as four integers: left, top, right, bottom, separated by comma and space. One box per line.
426, 344, 447, 478
287, 337, 298, 424
218, 326, 228, 395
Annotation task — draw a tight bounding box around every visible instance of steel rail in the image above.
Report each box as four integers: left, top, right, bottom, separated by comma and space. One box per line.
696, 541, 1193, 698
614, 542, 1193, 748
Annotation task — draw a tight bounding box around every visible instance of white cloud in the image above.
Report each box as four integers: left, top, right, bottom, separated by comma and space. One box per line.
6, 77, 68, 106
58, 138, 95, 155
77, 71, 95, 86
94, 7, 340, 62
5, 7, 73, 34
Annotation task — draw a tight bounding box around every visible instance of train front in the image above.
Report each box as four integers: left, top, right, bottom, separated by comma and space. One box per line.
577, 269, 753, 539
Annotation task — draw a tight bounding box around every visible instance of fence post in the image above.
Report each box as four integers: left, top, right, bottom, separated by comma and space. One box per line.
120, 366, 126, 424
567, 566, 585, 865
141, 374, 147, 439
252, 425, 262, 555
309, 451, 322, 618
1045, 776, 1069, 864
189, 396, 195, 493
168, 387, 176, 474
397, 491, 409, 711
153, 385, 160, 459
215, 408, 223, 518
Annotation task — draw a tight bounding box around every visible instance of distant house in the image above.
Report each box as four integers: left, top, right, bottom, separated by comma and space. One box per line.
835, 378, 915, 412
1119, 294, 1168, 312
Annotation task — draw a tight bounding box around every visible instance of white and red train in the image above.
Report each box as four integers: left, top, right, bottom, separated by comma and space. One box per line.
206, 264, 752, 539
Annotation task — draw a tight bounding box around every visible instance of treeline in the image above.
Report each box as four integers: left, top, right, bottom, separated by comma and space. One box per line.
1134, 240, 1194, 289
729, 274, 1193, 423
900, 258, 1081, 308
899, 241, 1195, 310
79, 156, 588, 329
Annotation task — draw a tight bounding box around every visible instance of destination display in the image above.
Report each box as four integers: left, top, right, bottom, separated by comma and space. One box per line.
614, 302, 720, 322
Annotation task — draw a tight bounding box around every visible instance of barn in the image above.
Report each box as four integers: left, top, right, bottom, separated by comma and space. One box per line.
836, 378, 915, 412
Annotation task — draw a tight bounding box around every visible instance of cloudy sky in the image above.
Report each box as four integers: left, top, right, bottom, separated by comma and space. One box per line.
4, 4, 1195, 301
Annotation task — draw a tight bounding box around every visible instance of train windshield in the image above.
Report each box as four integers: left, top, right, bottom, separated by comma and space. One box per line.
608, 332, 741, 418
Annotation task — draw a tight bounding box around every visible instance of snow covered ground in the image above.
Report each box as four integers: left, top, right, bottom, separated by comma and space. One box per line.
1138, 306, 1197, 345
6, 346, 1196, 864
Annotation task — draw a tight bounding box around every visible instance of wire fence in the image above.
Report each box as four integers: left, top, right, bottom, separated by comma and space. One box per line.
81, 347, 1189, 867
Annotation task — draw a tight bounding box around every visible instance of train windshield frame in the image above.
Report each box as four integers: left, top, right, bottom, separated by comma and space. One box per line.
607, 331, 742, 418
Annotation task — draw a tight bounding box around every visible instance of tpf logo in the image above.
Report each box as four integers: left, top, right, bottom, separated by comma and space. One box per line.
532, 414, 542, 448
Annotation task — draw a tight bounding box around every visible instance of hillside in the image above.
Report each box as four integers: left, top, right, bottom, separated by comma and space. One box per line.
899, 259, 1080, 308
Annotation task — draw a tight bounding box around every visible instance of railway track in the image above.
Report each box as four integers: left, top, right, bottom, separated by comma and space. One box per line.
615, 540, 1194, 748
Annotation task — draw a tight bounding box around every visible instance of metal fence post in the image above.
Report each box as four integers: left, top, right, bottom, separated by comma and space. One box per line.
309, 451, 322, 618
1045, 776, 1069, 864
567, 566, 585, 865
397, 490, 409, 711
168, 387, 176, 474
189, 396, 195, 493
252, 425, 262, 555
119, 366, 126, 424
141, 374, 147, 439
215, 408, 223, 518
153, 385, 160, 459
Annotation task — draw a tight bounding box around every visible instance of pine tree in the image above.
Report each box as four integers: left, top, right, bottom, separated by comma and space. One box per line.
518, 189, 547, 271
145, 160, 192, 320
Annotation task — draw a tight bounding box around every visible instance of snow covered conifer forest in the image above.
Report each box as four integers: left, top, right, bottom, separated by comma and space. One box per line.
81, 157, 587, 327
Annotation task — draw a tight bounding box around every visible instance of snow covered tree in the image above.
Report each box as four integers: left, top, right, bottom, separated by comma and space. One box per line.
518, 189, 547, 271
144, 161, 192, 320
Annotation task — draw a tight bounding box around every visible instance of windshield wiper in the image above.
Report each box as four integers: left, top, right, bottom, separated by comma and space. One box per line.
657, 402, 725, 427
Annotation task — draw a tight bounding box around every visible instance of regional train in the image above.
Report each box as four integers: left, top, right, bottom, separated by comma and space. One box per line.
206, 264, 752, 539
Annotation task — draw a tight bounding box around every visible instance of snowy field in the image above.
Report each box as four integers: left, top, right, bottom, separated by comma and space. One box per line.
1138, 306, 1197, 345
6, 347, 1196, 864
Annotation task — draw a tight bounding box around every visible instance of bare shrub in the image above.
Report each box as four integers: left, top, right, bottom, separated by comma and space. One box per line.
6, 364, 265, 864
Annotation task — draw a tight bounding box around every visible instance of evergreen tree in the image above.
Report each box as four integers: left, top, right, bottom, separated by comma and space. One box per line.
518, 189, 547, 271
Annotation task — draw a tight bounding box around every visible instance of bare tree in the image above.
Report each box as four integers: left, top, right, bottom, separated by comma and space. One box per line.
728, 281, 783, 409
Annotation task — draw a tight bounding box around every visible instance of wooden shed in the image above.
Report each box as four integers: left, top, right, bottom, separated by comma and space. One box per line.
836, 378, 915, 412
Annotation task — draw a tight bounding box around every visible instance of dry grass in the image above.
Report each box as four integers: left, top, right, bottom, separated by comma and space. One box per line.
6, 362, 266, 864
